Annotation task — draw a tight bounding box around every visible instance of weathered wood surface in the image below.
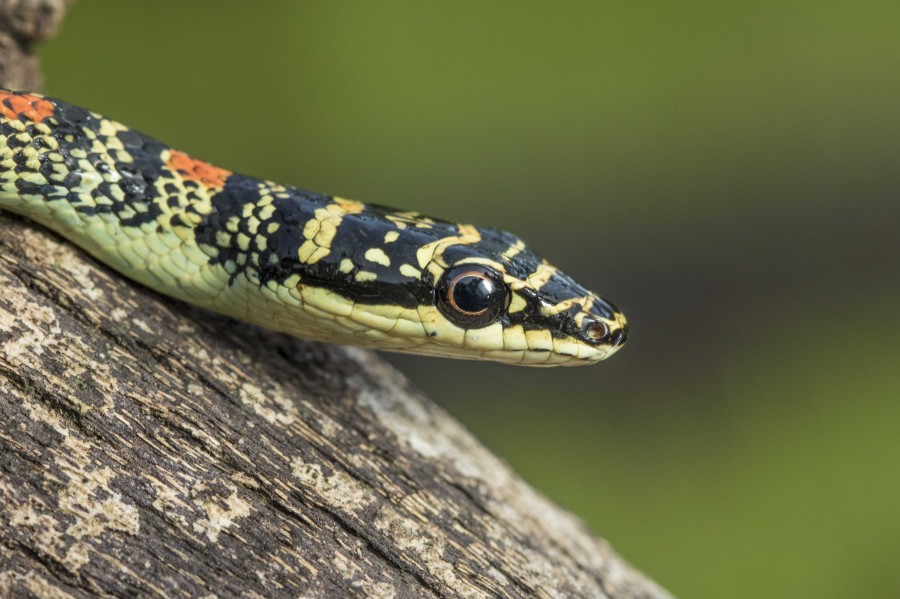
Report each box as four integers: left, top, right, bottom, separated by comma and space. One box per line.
0, 3, 672, 597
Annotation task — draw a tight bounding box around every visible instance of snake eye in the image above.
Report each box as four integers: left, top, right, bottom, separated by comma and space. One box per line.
436, 265, 508, 328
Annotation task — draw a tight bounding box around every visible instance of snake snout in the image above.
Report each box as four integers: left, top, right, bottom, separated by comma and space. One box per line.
610, 324, 627, 347
582, 295, 627, 350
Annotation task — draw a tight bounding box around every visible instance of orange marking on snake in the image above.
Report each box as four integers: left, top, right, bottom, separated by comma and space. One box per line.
0, 91, 54, 123
166, 150, 232, 188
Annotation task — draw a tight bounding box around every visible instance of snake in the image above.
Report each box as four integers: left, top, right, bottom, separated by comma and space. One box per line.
0, 89, 627, 366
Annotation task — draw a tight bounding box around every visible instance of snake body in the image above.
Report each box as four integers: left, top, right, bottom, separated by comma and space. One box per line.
0, 89, 626, 365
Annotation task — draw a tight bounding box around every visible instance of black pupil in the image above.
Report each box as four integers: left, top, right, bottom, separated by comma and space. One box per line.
452, 275, 499, 314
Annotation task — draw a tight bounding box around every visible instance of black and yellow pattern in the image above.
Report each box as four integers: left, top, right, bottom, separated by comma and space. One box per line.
0, 89, 627, 365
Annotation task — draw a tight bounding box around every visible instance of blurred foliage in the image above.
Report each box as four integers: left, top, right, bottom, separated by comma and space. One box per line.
40, 2, 899, 597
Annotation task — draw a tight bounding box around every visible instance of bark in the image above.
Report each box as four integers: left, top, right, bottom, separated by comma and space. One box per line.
0, 3, 672, 598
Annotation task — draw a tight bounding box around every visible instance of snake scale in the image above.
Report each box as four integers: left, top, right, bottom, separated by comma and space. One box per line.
0, 89, 627, 366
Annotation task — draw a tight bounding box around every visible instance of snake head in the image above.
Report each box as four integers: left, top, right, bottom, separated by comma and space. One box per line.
222, 191, 627, 366
418, 227, 628, 365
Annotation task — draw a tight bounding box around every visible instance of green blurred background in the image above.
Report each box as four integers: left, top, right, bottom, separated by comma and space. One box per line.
39, 2, 899, 597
